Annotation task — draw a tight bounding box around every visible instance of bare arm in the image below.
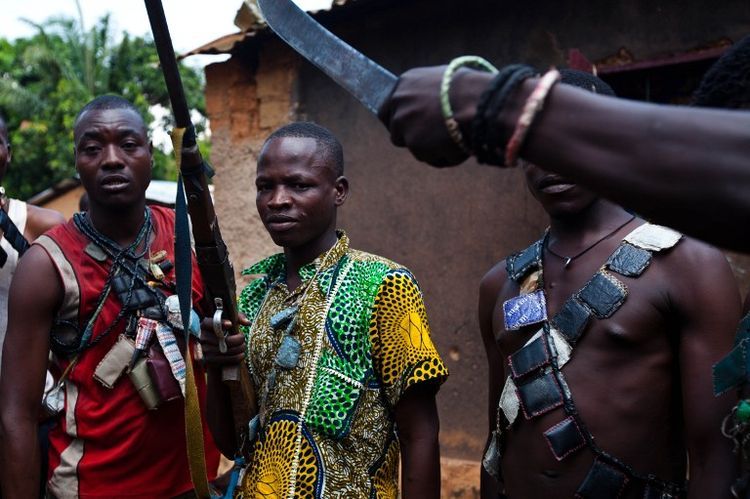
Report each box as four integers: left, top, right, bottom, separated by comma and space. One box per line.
518, 83, 750, 251
395, 383, 440, 499
381, 67, 750, 251
0, 246, 62, 497
668, 240, 740, 498
478, 262, 507, 499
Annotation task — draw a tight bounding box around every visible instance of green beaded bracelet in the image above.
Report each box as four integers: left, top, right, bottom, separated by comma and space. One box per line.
441, 56, 498, 153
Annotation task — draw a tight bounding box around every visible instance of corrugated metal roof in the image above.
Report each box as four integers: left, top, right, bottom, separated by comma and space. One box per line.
181, 31, 253, 58
182, 0, 356, 58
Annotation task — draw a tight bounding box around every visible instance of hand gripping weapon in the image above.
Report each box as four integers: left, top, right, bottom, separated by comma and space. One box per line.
144, 0, 256, 473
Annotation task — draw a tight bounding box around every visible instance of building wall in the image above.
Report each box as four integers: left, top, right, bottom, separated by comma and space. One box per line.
38, 185, 85, 220
204, 0, 750, 479
205, 45, 300, 286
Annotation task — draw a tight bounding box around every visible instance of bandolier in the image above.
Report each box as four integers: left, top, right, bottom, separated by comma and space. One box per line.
485, 223, 686, 499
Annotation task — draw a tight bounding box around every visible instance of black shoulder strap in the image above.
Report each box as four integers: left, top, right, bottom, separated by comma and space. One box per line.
0, 206, 30, 267
506, 239, 543, 283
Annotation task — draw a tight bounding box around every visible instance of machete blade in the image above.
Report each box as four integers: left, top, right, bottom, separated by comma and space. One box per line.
257, 0, 397, 115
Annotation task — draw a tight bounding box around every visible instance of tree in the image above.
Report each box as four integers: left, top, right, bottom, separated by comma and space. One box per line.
0, 4, 207, 200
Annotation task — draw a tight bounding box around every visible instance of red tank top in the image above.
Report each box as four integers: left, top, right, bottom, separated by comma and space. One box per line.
36, 206, 220, 498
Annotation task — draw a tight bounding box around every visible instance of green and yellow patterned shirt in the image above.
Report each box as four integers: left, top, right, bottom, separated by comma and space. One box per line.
236, 232, 447, 498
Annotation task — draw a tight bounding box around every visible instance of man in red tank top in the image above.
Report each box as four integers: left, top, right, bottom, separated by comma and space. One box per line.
0, 96, 219, 498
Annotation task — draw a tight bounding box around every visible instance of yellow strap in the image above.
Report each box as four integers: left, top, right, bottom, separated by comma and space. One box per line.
185, 343, 211, 498
171, 127, 185, 171
171, 127, 211, 498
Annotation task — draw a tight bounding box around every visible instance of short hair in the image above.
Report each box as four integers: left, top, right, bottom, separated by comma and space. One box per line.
74, 95, 145, 141
559, 69, 617, 97
264, 122, 344, 177
692, 36, 750, 109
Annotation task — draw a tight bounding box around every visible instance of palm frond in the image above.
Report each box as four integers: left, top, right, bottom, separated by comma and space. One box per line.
0, 77, 44, 114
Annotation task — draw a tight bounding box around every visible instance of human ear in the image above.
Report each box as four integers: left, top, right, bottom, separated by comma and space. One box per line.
334, 176, 349, 206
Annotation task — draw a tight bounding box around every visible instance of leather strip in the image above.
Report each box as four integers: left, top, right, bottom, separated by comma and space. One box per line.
575, 459, 629, 499
551, 298, 591, 344
500, 376, 520, 426
503, 289, 547, 331
623, 223, 681, 252
509, 334, 550, 379
577, 271, 628, 319
549, 327, 572, 368
482, 429, 504, 482
543, 416, 586, 461
506, 241, 542, 283
606, 243, 652, 277
516, 371, 564, 419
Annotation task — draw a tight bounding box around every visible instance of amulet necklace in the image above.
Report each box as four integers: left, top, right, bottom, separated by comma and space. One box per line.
545, 214, 636, 268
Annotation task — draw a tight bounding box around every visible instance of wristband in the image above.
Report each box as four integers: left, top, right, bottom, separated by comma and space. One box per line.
504, 68, 561, 167
440, 56, 498, 153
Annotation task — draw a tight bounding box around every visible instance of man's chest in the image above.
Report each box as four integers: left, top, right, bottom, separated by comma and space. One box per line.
494, 262, 674, 361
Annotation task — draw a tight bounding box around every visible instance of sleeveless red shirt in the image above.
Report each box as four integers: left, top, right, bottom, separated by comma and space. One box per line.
35, 206, 219, 498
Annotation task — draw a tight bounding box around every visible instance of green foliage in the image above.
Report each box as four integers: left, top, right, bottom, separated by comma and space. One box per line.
0, 7, 207, 200
151, 135, 212, 182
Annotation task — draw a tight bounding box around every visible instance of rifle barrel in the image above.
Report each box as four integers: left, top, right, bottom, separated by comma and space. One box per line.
144, 0, 258, 455
144, 0, 192, 132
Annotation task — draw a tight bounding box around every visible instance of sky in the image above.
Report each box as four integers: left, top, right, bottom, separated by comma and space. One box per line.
1, 0, 333, 67
1, 0, 333, 149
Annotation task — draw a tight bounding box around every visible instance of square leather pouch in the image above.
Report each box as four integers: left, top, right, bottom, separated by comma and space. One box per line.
516, 371, 564, 419
94, 335, 136, 389
552, 298, 591, 344
146, 343, 182, 404
509, 335, 550, 380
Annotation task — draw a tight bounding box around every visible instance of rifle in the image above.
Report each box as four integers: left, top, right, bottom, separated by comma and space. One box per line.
144, 0, 256, 455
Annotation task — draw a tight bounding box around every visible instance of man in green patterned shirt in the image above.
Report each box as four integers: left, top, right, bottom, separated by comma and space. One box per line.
205, 122, 448, 498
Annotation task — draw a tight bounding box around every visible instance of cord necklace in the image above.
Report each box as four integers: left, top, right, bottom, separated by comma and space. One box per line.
545, 214, 636, 269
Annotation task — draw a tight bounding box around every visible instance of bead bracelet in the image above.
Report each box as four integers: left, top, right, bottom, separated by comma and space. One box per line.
504, 68, 561, 167
440, 56, 498, 153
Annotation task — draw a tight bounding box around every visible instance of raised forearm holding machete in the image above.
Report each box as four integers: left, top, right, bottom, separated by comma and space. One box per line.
144, 0, 256, 479
257, 0, 750, 253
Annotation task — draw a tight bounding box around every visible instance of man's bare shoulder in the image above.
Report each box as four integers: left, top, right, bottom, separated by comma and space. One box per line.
16, 243, 58, 277
9, 243, 63, 312
652, 233, 740, 317
657, 234, 733, 274
480, 259, 509, 300
25, 204, 65, 241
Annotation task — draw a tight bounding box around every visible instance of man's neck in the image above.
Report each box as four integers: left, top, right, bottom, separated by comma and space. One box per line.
284, 229, 339, 291
88, 203, 147, 248
547, 200, 633, 251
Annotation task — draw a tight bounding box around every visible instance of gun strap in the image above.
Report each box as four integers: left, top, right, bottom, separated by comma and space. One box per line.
0, 201, 30, 268
172, 127, 211, 498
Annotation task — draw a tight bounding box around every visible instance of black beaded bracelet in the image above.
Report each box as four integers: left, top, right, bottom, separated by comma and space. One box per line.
472, 65, 528, 164
472, 64, 536, 165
